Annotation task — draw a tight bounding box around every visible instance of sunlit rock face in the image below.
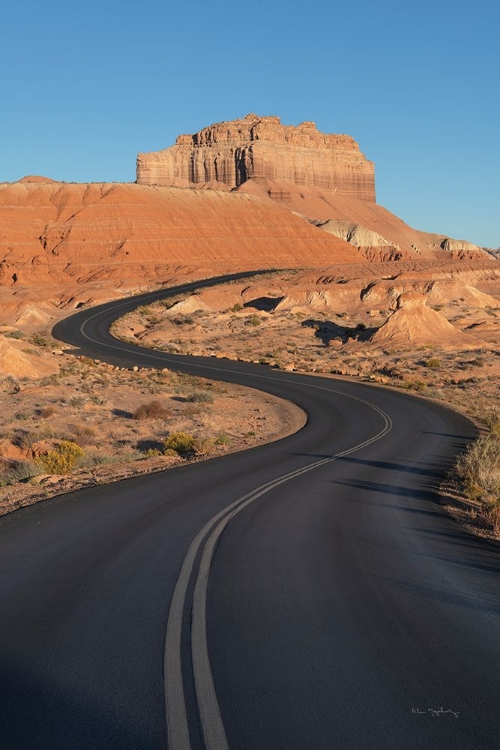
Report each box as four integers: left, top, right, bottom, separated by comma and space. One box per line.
136, 114, 376, 201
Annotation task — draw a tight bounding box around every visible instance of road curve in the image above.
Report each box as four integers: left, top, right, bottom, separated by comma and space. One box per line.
0, 272, 499, 750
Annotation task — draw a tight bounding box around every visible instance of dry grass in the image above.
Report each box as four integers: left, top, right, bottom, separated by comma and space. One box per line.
133, 400, 172, 420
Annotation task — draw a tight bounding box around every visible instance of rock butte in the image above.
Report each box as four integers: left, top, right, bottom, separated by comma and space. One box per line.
137, 113, 376, 201
0, 113, 496, 332
137, 114, 487, 261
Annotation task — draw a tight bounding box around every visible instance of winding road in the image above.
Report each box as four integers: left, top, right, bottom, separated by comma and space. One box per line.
1, 272, 500, 750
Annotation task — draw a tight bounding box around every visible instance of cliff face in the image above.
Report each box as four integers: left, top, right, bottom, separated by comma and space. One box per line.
137, 114, 376, 201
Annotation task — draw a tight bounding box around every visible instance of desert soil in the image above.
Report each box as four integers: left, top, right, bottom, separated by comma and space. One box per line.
111, 270, 500, 540
0, 345, 305, 516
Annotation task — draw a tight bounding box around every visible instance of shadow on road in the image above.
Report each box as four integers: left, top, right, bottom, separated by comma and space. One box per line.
330, 476, 442, 508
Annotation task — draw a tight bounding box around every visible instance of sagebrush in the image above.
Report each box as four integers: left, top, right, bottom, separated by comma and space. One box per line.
36, 441, 85, 474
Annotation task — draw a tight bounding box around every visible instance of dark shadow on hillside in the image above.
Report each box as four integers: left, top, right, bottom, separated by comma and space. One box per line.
301, 319, 377, 346
112, 408, 133, 419
243, 296, 284, 311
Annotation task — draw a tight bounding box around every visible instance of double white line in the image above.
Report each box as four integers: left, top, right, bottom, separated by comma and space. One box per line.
75, 294, 393, 749
164, 397, 392, 750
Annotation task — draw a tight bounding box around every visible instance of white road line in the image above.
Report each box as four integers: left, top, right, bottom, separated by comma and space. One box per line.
74, 285, 394, 750
165, 412, 392, 750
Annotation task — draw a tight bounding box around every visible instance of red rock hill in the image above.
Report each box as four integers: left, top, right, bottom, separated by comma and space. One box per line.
0, 178, 363, 288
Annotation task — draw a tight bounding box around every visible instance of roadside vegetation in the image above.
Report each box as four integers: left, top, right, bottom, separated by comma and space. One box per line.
0, 344, 302, 515
452, 427, 500, 539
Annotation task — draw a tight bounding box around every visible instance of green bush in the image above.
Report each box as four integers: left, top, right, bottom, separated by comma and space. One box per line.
36, 441, 85, 474
163, 432, 198, 456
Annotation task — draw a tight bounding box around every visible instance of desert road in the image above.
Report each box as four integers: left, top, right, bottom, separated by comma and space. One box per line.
1, 272, 500, 750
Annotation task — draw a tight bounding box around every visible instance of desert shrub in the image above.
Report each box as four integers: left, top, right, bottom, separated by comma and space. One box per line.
2, 375, 20, 393
455, 434, 500, 503
163, 432, 198, 455
15, 412, 31, 421
30, 333, 51, 348
36, 441, 85, 474
186, 391, 214, 403
4, 330, 25, 339
0, 460, 41, 486
68, 423, 97, 446
39, 375, 58, 387
133, 400, 171, 420
77, 451, 116, 468
89, 394, 108, 405
231, 303, 243, 312
39, 405, 56, 419
13, 427, 53, 450
425, 357, 441, 369
67, 396, 87, 408
483, 411, 500, 436
403, 379, 426, 393
213, 432, 232, 446
246, 315, 261, 327
183, 404, 202, 417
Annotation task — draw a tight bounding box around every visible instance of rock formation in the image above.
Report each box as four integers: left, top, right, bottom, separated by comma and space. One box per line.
314, 219, 402, 261
0, 335, 59, 378
369, 292, 475, 348
137, 114, 491, 262
137, 114, 376, 201
440, 238, 484, 258
0, 177, 363, 294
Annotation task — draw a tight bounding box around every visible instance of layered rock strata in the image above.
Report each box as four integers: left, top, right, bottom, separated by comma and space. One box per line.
137, 114, 376, 201
0, 177, 364, 290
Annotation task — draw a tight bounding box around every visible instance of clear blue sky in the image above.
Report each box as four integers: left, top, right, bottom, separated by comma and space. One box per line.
1, 0, 499, 246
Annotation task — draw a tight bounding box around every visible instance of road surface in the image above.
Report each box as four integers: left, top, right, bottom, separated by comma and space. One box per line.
0, 273, 499, 750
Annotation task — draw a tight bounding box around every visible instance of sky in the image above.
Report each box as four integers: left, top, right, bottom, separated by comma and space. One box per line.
1, 0, 499, 247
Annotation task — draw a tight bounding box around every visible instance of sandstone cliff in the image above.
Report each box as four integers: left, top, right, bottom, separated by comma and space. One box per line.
136, 114, 490, 262
137, 114, 375, 201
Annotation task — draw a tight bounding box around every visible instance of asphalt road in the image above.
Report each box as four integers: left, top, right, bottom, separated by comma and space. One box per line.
1, 272, 499, 750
